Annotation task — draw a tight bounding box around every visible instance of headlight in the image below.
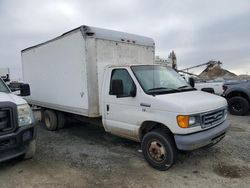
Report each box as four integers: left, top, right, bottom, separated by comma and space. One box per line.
177, 115, 201, 128
17, 104, 33, 127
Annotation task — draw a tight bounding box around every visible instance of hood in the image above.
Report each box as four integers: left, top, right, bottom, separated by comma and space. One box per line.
0, 92, 27, 105
151, 90, 227, 114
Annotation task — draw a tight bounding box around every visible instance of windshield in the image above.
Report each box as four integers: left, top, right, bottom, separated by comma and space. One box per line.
0, 78, 10, 93
131, 65, 195, 95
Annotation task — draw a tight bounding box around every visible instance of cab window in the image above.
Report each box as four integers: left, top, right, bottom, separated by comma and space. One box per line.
109, 69, 136, 96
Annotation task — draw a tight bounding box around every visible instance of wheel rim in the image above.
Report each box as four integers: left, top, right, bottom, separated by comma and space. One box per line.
148, 140, 166, 162
232, 101, 242, 112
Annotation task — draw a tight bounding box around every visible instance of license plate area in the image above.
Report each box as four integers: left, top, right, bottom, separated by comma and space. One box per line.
0, 138, 16, 150
211, 133, 225, 144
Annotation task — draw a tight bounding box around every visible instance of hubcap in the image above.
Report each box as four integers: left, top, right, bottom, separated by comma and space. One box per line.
232, 102, 242, 112
148, 140, 166, 162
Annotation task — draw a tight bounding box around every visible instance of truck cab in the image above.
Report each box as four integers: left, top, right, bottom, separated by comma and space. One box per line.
102, 64, 229, 170
0, 78, 36, 162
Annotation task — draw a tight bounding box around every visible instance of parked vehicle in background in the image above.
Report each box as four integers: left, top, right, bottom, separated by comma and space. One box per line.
195, 81, 224, 95
0, 68, 10, 82
22, 25, 229, 170
179, 74, 223, 95
0, 78, 36, 162
222, 80, 250, 116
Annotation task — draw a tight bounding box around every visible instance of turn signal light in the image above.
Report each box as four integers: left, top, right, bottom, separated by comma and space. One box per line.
177, 115, 189, 128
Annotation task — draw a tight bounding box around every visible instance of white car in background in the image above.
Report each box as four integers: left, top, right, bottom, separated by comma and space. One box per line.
195, 81, 224, 95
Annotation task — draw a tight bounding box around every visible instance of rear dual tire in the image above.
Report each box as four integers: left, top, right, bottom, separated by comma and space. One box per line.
44, 110, 66, 131
57, 111, 66, 129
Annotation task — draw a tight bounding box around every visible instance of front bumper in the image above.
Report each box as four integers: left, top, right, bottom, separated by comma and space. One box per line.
174, 120, 229, 151
0, 124, 36, 162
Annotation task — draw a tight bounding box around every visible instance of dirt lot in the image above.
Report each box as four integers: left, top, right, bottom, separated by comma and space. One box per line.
0, 114, 250, 188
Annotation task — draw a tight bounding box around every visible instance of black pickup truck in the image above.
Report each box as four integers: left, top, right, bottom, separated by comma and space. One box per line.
222, 80, 250, 115
0, 78, 36, 162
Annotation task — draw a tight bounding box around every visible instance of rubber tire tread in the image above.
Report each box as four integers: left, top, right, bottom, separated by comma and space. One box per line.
57, 111, 66, 129
44, 110, 58, 131
228, 96, 249, 116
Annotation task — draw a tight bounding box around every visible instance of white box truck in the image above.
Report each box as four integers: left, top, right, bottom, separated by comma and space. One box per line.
22, 25, 229, 170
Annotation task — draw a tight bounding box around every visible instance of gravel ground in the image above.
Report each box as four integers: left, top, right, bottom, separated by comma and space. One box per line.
0, 113, 249, 188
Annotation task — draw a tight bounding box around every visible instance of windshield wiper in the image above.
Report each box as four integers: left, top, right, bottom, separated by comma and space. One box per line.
147, 87, 169, 91
178, 85, 196, 91
147, 87, 180, 93
178, 85, 190, 89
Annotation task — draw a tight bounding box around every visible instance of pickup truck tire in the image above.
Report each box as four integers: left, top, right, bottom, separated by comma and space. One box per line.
44, 110, 58, 131
57, 111, 66, 129
23, 139, 36, 159
228, 96, 249, 116
142, 129, 177, 171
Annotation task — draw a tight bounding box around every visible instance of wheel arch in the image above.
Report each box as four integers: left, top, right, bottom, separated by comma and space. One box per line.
226, 91, 250, 104
139, 121, 173, 142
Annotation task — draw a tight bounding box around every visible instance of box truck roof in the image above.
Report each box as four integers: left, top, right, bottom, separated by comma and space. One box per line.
22, 25, 155, 52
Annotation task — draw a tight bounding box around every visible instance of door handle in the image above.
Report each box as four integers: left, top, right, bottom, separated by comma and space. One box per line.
106, 104, 109, 112
140, 103, 151, 107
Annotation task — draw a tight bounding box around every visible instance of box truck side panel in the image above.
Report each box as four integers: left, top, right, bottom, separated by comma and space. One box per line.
22, 30, 89, 115
95, 39, 154, 114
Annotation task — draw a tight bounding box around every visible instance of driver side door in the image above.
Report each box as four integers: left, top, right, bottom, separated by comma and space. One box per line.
103, 68, 140, 140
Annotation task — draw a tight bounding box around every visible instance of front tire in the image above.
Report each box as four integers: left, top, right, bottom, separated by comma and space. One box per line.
142, 129, 177, 171
228, 96, 249, 116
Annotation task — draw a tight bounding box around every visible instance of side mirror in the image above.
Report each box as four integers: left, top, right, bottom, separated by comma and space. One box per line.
130, 85, 136, 97
20, 84, 30, 96
111, 79, 123, 96
189, 77, 195, 87
8, 82, 21, 92
201, 87, 215, 94
3, 74, 10, 82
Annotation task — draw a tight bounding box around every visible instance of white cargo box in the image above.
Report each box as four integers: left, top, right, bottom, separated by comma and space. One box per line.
22, 25, 155, 117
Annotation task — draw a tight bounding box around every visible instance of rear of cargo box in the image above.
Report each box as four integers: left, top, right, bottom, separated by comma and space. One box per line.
22, 29, 91, 116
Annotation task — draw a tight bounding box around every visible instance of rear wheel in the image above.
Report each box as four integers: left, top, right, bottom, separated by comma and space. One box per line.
141, 129, 177, 171
44, 110, 58, 131
228, 96, 249, 116
57, 111, 66, 129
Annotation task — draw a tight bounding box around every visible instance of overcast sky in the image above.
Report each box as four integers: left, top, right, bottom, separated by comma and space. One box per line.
0, 0, 250, 80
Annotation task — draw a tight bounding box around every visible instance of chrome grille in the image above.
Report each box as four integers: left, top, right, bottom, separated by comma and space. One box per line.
201, 108, 225, 128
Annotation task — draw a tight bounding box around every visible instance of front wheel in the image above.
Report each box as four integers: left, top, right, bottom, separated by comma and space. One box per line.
141, 129, 177, 171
